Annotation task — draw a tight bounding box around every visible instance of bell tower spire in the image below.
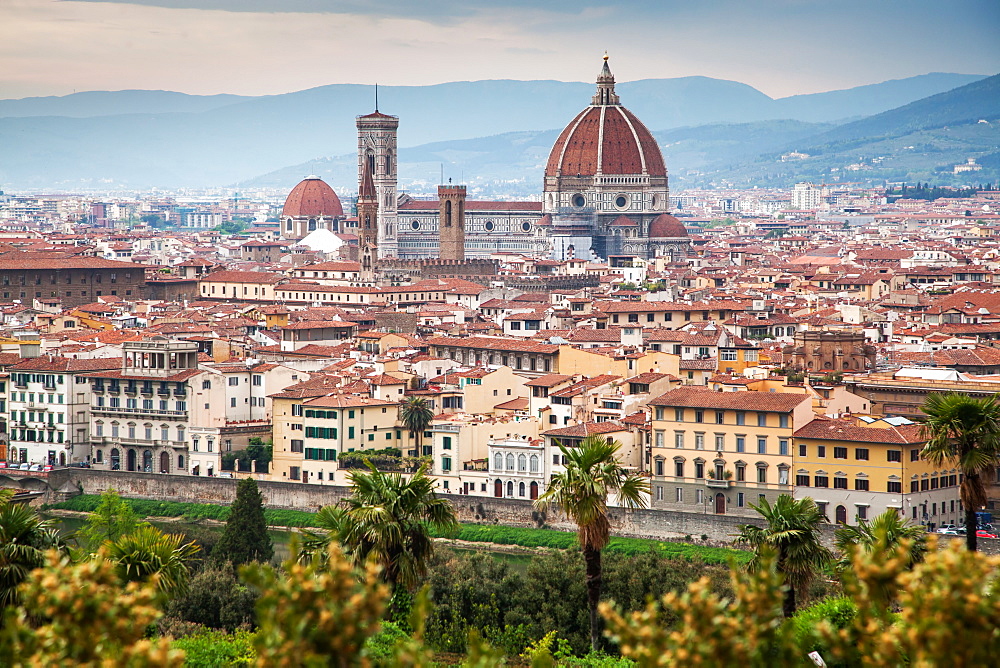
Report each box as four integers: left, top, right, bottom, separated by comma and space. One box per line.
592, 52, 620, 106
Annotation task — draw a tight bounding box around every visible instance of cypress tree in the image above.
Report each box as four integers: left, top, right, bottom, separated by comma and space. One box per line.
215, 477, 273, 565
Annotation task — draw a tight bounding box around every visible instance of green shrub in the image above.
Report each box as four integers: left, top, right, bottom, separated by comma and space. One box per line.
171, 629, 255, 667
47, 495, 320, 528
791, 596, 858, 668
362, 621, 411, 665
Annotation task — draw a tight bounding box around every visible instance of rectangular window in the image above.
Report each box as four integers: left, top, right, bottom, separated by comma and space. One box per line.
695, 433, 705, 450
834, 477, 848, 489
443, 436, 452, 449
757, 467, 767, 483
855, 448, 869, 461
857, 505, 868, 520
655, 430, 664, 448
855, 479, 869, 491
779, 439, 789, 456
735, 412, 745, 426
736, 465, 745, 482
675, 488, 683, 502
694, 410, 704, 423
779, 414, 789, 429
737, 492, 745, 507
289, 466, 300, 481
714, 434, 724, 451
292, 404, 303, 417
695, 462, 704, 478
655, 459, 664, 476
796, 474, 810, 486
736, 436, 745, 453
910, 480, 919, 493
757, 412, 767, 427
834, 447, 847, 459
910, 449, 920, 462
290, 439, 303, 453
228, 377, 239, 386
674, 432, 684, 448
674, 461, 684, 477
887, 481, 902, 493
798, 444, 807, 457
656, 486, 663, 501
817, 445, 826, 458
348, 427, 355, 439
887, 450, 902, 462
715, 411, 724, 424
814, 475, 829, 488
674, 408, 684, 422
757, 437, 767, 455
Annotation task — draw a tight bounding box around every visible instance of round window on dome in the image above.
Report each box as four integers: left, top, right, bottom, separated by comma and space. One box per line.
521, 222, 531, 232
615, 194, 629, 209
484, 221, 495, 232
411, 220, 420, 230
572, 194, 586, 208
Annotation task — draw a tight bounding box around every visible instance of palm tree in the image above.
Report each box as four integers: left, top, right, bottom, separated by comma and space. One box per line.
342, 462, 458, 593
398, 396, 434, 459
834, 507, 927, 570
107, 525, 201, 597
533, 435, 649, 652
0, 495, 65, 608
299, 504, 352, 565
735, 495, 832, 618
921, 392, 1000, 552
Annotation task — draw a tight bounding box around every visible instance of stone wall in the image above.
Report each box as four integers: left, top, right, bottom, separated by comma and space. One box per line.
16, 468, 1000, 553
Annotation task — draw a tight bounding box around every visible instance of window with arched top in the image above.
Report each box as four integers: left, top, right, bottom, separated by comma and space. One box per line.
529, 454, 539, 473
519, 482, 526, 497
518, 454, 527, 472
385, 152, 392, 176
506, 453, 515, 470
494, 453, 503, 471
507, 481, 514, 497
445, 200, 452, 227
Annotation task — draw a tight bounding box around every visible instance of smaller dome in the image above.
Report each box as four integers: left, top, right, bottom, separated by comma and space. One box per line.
282, 176, 344, 218
648, 213, 688, 238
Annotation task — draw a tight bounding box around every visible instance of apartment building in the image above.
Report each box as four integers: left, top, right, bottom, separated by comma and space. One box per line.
86, 338, 201, 475
792, 415, 962, 529
647, 388, 814, 517
7, 356, 119, 465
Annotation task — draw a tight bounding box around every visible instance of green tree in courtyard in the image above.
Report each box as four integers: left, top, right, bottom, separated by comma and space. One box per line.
342, 462, 458, 594
214, 477, 273, 566
164, 563, 258, 631
108, 525, 200, 597
735, 494, 832, 618
0, 491, 64, 610
78, 488, 145, 551
399, 396, 434, 459
533, 435, 649, 652
921, 392, 1000, 551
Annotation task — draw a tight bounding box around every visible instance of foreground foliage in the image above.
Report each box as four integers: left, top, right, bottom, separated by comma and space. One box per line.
601, 534, 1000, 667
0, 493, 64, 609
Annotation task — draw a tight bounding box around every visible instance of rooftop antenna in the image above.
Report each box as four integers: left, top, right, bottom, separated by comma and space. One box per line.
440, 163, 444, 186
374, 83, 378, 112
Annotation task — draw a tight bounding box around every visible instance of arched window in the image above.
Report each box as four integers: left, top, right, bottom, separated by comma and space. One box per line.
367, 152, 375, 175
308, 219, 316, 231
506, 481, 514, 497
178, 455, 185, 470
110, 448, 120, 470
95, 449, 103, 464
517, 454, 527, 472
506, 453, 515, 470
519, 482, 526, 497
384, 152, 392, 176
494, 453, 503, 470
529, 454, 539, 473
286, 219, 293, 231
445, 200, 452, 227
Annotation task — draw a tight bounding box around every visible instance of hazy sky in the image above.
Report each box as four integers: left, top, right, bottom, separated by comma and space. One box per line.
2, 0, 998, 100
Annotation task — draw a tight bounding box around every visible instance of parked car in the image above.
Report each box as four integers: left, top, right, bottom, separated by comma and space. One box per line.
42, 464, 53, 472
18, 463, 30, 470
975, 530, 998, 539
28, 463, 43, 472
0, 461, 7, 469
936, 524, 958, 533
937, 528, 962, 536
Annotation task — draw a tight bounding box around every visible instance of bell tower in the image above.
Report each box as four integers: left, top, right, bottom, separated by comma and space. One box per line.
356, 108, 399, 258
356, 161, 378, 281
438, 184, 466, 261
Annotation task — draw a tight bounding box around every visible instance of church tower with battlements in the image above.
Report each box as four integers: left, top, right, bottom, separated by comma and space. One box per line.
437, 184, 466, 261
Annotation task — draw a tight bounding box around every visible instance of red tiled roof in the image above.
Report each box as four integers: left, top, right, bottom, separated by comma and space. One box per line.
648, 387, 809, 412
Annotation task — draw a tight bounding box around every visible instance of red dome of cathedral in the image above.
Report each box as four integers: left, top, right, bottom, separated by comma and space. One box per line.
648, 213, 688, 238
544, 57, 666, 179
282, 176, 344, 218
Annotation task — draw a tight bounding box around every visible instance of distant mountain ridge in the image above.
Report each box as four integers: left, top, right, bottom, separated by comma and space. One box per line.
0, 72, 990, 190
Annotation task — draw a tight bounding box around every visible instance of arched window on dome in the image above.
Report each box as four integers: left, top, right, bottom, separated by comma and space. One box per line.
308, 219, 316, 231
286, 218, 293, 232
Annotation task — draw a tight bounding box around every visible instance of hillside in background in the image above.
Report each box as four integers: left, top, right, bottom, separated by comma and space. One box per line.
0, 72, 991, 191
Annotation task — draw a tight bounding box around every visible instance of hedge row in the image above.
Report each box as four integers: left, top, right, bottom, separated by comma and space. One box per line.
46, 495, 321, 528
48, 495, 746, 563
430, 523, 747, 565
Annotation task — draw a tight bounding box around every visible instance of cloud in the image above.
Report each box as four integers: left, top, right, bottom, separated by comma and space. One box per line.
1, 0, 997, 100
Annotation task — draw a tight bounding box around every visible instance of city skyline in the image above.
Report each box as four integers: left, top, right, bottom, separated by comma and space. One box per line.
1, 0, 998, 100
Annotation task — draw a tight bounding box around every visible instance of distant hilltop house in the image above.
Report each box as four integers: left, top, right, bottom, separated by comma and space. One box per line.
954, 157, 983, 174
